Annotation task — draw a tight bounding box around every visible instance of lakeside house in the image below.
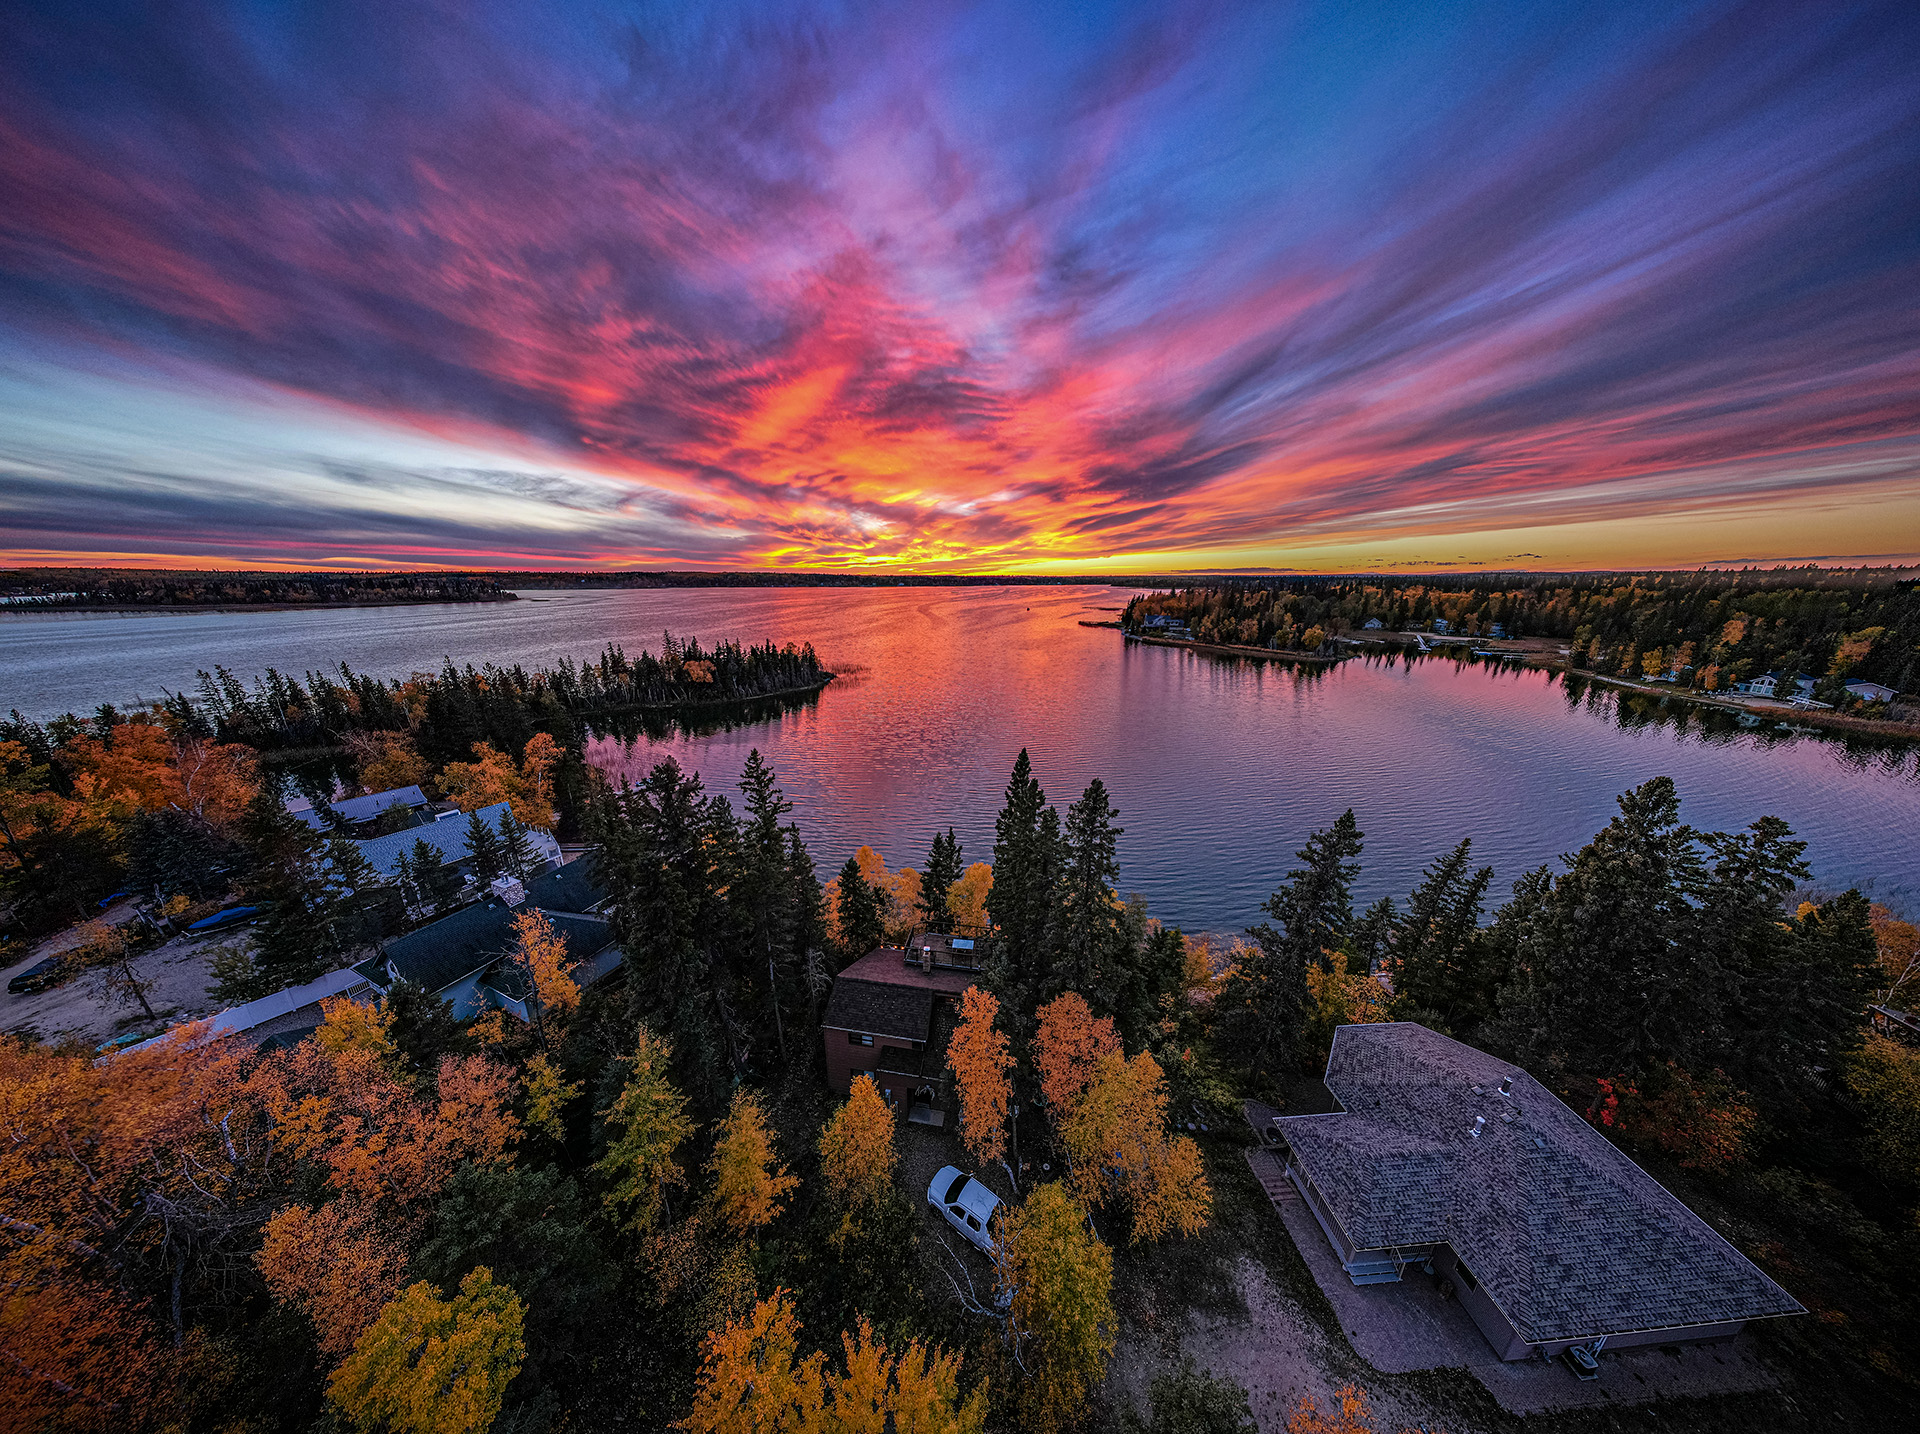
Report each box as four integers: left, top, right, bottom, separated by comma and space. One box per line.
1846, 680, 1899, 704
351, 854, 617, 1021
1732, 671, 1817, 701
1362, 618, 1384, 630
351, 800, 562, 884
820, 927, 985, 1127
1277, 1023, 1802, 1363
288, 783, 432, 833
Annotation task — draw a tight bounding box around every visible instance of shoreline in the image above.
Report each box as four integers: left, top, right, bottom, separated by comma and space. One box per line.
0, 595, 519, 615
1121, 631, 1344, 665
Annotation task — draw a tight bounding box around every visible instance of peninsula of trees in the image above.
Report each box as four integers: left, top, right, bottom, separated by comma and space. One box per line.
0, 569, 516, 609
1123, 569, 1920, 709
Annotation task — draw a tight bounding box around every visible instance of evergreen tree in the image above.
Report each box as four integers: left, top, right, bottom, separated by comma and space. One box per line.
496, 808, 538, 882
1386, 838, 1496, 1035
834, 855, 885, 965
987, 750, 1063, 1023
1495, 778, 1708, 1083
1048, 779, 1126, 1013
918, 827, 964, 931
323, 835, 390, 955
406, 838, 463, 917
464, 809, 506, 885
1216, 811, 1364, 1073
126, 807, 238, 900
737, 750, 808, 1066
385, 980, 470, 1078
241, 773, 339, 983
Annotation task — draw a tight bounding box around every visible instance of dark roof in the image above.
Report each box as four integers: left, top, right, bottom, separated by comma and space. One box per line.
525, 852, 605, 914
376, 880, 613, 997
823, 978, 934, 1042
1280, 1024, 1803, 1344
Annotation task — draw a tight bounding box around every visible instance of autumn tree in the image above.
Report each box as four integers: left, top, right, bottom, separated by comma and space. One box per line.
1061, 1050, 1212, 1242
1848, 1033, 1920, 1191
817, 1074, 897, 1236
680, 1291, 985, 1434
595, 1025, 696, 1234
947, 987, 1013, 1167
315, 993, 400, 1066
437, 736, 558, 829
947, 862, 993, 929
521, 1053, 582, 1143
708, 1089, 798, 1234
328, 1267, 526, 1434
257, 1201, 408, 1358
1033, 993, 1119, 1128
1872, 905, 1920, 1007
995, 1183, 1114, 1433
505, 909, 579, 1046
348, 731, 428, 794
1284, 1381, 1438, 1434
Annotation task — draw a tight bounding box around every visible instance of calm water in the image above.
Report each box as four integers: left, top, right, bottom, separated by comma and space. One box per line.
4, 586, 1917, 926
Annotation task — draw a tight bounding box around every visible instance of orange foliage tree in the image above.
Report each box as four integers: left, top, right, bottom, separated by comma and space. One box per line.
947, 987, 1012, 1167
1061, 1050, 1212, 1243
256, 1201, 408, 1358
708, 1090, 798, 1234
679, 1290, 985, 1434
1033, 993, 1119, 1129
435, 736, 558, 829
347, 731, 429, 795
505, 909, 580, 1040
1286, 1382, 1443, 1434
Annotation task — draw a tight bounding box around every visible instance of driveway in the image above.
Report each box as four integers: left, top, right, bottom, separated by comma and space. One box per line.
1, 922, 244, 1047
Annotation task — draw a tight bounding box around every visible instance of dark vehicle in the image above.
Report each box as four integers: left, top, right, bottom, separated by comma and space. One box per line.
186, 905, 263, 932
8, 955, 68, 995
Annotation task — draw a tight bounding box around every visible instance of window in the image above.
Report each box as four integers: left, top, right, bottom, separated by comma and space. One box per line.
1455, 1259, 1478, 1292
965, 1213, 981, 1232
848, 1031, 874, 1046
944, 1174, 970, 1204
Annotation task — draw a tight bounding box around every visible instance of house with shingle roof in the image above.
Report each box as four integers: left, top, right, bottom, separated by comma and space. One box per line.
353, 855, 618, 1021
1278, 1023, 1803, 1362
821, 931, 984, 1126
351, 800, 562, 885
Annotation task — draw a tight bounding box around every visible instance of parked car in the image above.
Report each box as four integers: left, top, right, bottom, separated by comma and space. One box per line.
927, 1165, 1002, 1256
8, 955, 68, 995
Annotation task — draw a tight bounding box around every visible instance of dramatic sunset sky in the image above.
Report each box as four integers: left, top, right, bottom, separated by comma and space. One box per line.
2, 0, 1917, 573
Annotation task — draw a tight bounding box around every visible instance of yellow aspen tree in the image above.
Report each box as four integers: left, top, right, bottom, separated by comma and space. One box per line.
514, 733, 560, 829
995, 1183, 1114, 1434
708, 1089, 798, 1234
945, 862, 993, 929
328, 1267, 526, 1434
817, 1074, 897, 1227
947, 986, 1012, 1166
522, 1052, 581, 1142
1063, 1050, 1212, 1243
1033, 992, 1119, 1128
315, 995, 399, 1065
595, 1025, 696, 1233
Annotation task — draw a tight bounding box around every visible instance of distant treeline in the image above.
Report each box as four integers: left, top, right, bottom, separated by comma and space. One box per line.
0, 569, 514, 607
1124, 569, 1920, 702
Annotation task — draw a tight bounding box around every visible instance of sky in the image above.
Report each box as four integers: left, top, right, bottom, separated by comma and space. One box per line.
1, 0, 1917, 574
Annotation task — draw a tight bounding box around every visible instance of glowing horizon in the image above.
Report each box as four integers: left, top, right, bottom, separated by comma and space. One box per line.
3, 0, 1917, 573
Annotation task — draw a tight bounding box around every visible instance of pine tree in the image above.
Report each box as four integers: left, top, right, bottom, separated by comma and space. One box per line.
987, 750, 1062, 1026
464, 810, 506, 885
1048, 780, 1125, 1013
496, 808, 539, 882
407, 838, 463, 917
241, 773, 338, 983
834, 855, 885, 965
738, 751, 803, 1065
1216, 810, 1364, 1074
1386, 838, 1495, 1035
595, 1024, 696, 1234
918, 828, 964, 932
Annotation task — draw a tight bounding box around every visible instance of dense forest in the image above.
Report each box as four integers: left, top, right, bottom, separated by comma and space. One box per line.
0, 570, 514, 608
2, 739, 1916, 1433
1123, 569, 1920, 704
0, 636, 830, 941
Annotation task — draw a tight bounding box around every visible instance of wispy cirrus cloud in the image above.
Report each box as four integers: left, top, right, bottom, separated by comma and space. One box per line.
0, 0, 1916, 571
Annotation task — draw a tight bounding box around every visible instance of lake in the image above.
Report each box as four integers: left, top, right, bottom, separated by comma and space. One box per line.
4, 585, 1917, 927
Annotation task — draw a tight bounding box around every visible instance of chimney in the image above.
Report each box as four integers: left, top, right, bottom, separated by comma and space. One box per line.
1499, 1075, 1513, 1096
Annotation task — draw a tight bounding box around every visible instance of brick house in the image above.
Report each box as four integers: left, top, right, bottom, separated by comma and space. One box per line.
1278, 1023, 1803, 1362
821, 929, 983, 1126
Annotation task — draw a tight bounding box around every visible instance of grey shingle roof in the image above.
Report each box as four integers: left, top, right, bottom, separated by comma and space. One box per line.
292, 785, 428, 830
822, 978, 933, 1042
355, 802, 511, 878
1280, 1023, 1803, 1344
372, 856, 613, 996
